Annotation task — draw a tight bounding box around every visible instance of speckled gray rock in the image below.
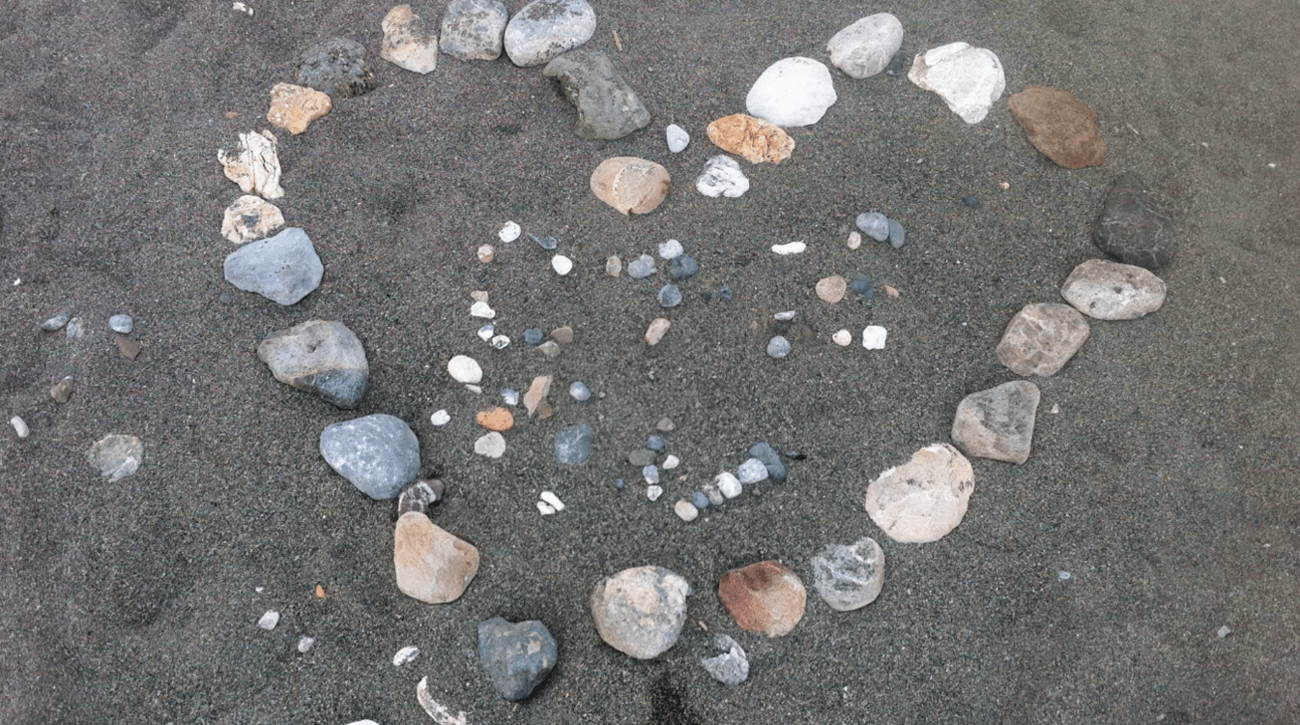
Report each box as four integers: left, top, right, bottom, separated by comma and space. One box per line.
440, 0, 508, 61
109, 314, 133, 334
1093, 173, 1179, 270
590, 565, 690, 659
996, 303, 1090, 377
319, 414, 420, 500
503, 0, 596, 67
627, 254, 656, 279
296, 38, 377, 98
40, 312, 71, 331
543, 49, 650, 140
827, 13, 904, 79
951, 380, 1041, 464
554, 423, 593, 464
747, 442, 786, 483
257, 320, 369, 408
700, 634, 749, 685
223, 227, 324, 306
477, 617, 558, 701
856, 212, 889, 241
811, 536, 884, 611
1060, 259, 1167, 320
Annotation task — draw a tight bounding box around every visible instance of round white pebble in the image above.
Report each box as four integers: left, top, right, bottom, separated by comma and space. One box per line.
470, 300, 496, 319
474, 431, 506, 458
499, 221, 521, 243
666, 124, 690, 153
847, 231, 862, 249
662, 454, 680, 470
297, 636, 315, 653
833, 329, 852, 346
430, 409, 451, 426
674, 500, 699, 522
257, 610, 280, 630
552, 254, 574, 276
658, 239, 684, 259
109, 314, 133, 334
447, 355, 483, 384
605, 255, 622, 276
862, 325, 888, 350
646, 485, 664, 501
715, 471, 742, 498
477, 324, 495, 341
771, 241, 806, 255
392, 645, 420, 666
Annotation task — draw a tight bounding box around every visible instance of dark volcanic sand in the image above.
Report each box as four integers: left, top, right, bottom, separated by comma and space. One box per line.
2, 1, 1299, 723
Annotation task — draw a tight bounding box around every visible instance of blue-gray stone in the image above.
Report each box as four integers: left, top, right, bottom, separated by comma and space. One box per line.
737, 457, 769, 484
627, 254, 656, 279
658, 284, 682, 308
887, 219, 905, 248
963, 195, 980, 208
645, 435, 666, 452
109, 314, 133, 334
258, 320, 369, 409
524, 328, 544, 345
716, 284, 733, 300
543, 49, 650, 140
503, 0, 597, 67
554, 423, 593, 464
477, 617, 558, 701
855, 212, 889, 242
668, 254, 698, 280
319, 414, 420, 499
528, 233, 559, 250
40, 312, 71, 331
628, 448, 656, 466
700, 634, 749, 686
691, 490, 709, 509
766, 335, 790, 359
296, 38, 377, 98
440, 0, 509, 62
850, 275, 874, 299
614, 477, 625, 490
642, 464, 659, 484
569, 381, 591, 401
747, 441, 787, 483
223, 227, 324, 306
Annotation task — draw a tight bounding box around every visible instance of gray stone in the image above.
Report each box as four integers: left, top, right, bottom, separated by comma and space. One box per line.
40, 312, 70, 331
766, 335, 790, 358
951, 381, 1041, 464
543, 49, 650, 140
319, 414, 420, 500
811, 536, 884, 611
627, 254, 656, 279
668, 255, 698, 280
296, 38, 377, 98
1093, 173, 1179, 270
590, 565, 690, 659
503, 0, 596, 67
86, 434, 143, 482
700, 634, 749, 686
257, 320, 369, 408
996, 303, 1091, 377
658, 284, 682, 308
223, 227, 324, 306
64, 317, 85, 338
856, 212, 889, 241
554, 423, 593, 464
440, 0, 508, 61
887, 219, 905, 248
477, 617, 558, 701
827, 13, 904, 79
398, 479, 445, 515
1061, 259, 1167, 320
109, 314, 133, 334
747, 442, 786, 482
865, 443, 974, 544
666, 124, 689, 152
627, 448, 656, 467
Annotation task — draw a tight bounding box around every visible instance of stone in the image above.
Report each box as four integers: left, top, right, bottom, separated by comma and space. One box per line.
666, 124, 689, 152
266, 82, 331, 135
1060, 259, 1167, 320
50, 376, 74, 403
476, 407, 514, 431
705, 113, 795, 164
503, 0, 596, 67
430, 409, 451, 426
392, 645, 421, 666
537, 340, 561, 359
554, 423, 593, 464
862, 325, 887, 349
952, 381, 1041, 464
907, 42, 1005, 124
689, 489, 706, 507
551, 254, 573, 276
523, 375, 552, 416
856, 212, 889, 241
864, 443, 974, 543
996, 303, 1090, 376
696, 155, 749, 198
737, 457, 768, 484
700, 634, 749, 686
645, 318, 671, 345
470, 300, 496, 318
745, 57, 838, 127
747, 441, 786, 483
298, 637, 316, 653
257, 320, 369, 408
827, 13, 904, 79
398, 479, 445, 515
477, 618, 558, 701
816, 275, 847, 303
394, 511, 479, 603
257, 610, 279, 630
477, 244, 494, 262
590, 565, 690, 659
655, 417, 675, 432
217, 130, 284, 199
222, 194, 285, 244
590, 157, 670, 215
646, 485, 663, 501
447, 355, 483, 384
674, 500, 699, 522
846, 231, 862, 249
499, 220, 522, 242
605, 255, 622, 276
627, 254, 656, 279
381, 5, 439, 74
223, 227, 323, 305
771, 241, 805, 255
811, 536, 884, 611
887, 219, 905, 248
642, 465, 660, 484
440, 0, 508, 61
850, 275, 874, 298
550, 325, 574, 344
474, 431, 506, 458
569, 381, 591, 401
658, 239, 683, 259
833, 329, 852, 346
319, 414, 421, 499
9, 416, 29, 439
116, 334, 141, 360
766, 335, 791, 358
1093, 172, 1180, 270
1008, 86, 1106, 169
668, 255, 698, 280
64, 317, 85, 338
39, 312, 70, 331
296, 38, 377, 98
658, 284, 682, 308
544, 49, 650, 140
717, 560, 807, 637
663, 455, 680, 470
86, 434, 143, 482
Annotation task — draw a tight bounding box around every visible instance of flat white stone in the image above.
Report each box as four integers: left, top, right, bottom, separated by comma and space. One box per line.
674, 500, 699, 522
771, 241, 806, 255
474, 431, 506, 458
907, 42, 1005, 124
773, 310, 797, 320
658, 239, 684, 259
297, 636, 315, 653
696, 155, 749, 198
865, 443, 974, 543
430, 409, 451, 426
447, 355, 483, 384
499, 221, 522, 242
662, 454, 680, 470
392, 645, 421, 666
737, 458, 769, 484
218, 130, 284, 200
469, 300, 496, 318
1060, 259, 1167, 320
477, 324, 495, 341
537, 500, 557, 515
257, 610, 280, 630
862, 325, 887, 349
715, 471, 742, 498
833, 329, 852, 346
540, 490, 565, 511
9, 416, 29, 439
464, 384, 482, 394
551, 254, 574, 275
666, 124, 690, 152
646, 484, 664, 501
746, 56, 838, 127
827, 13, 904, 79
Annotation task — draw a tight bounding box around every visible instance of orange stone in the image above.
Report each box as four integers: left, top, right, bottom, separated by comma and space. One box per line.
1008, 86, 1105, 169
476, 407, 515, 432
706, 114, 795, 164
717, 560, 806, 637
590, 157, 670, 215
267, 82, 332, 135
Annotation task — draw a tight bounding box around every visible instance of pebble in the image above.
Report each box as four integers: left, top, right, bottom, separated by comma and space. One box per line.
1217, 625, 1232, 639
862, 325, 887, 350
257, 611, 280, 630
523, 375, 552, 416
431, 409, 451, 426
503, 0, 596, 67
964, 195, 980, 208
627, 254, 656, 279
658, 239, 684, 259
833, 329, 852, 346
646, 485, 664, 501
646, 435, 666, 452
827, 13, 904, 79
501, 388, 520, 406
666, 124, 690, 153
218, 130, 284, 199
40, 312, 71, 331
569, 381, 591, 401
222, 194, 285, 244
628, 448, 656, 466
656, 416, 675, 432
846, 231, 862, 249
644, 318, 671, 345
702, 483, 724, 506
319, 414, 421, 499
716, 284, 733, 301
471, 290, 489, 302
850, 275, 874, 298
674, 500, 699, 522
477, 618, 559, 701
477, 324, 495, 341
537, 500, 556, 516
696, 155, 750, 198
745, 56, 838, 127
50, 376, 74, 404
996, 303, 1090, 376
706, 113, 795, 163
265, 82, 332, 136
715, 471, 742, 498
642, 465, 660, 484
887, 219, 906, 248
855, 212, 889, 241
223, 227, 323, 306
1060, 259, 1167, 319
64, 317, 85, 338
523, 328, 544, 346
398, 479, 445, 515
771, 241, 806, 255
9, 416, 29, 439
589, 565, 691, 659
474, 431, 506, 458
394, 511, 480, 603
297, 636, 315, 653
717, 560, 807, 637
86, 434, 143, 482
551, 254, 574, 276
811, 536, 885, 611
613, 478, 625, 490
554, 423, 593, 464
737, 457, 769, 484
550, 326, 573, 343
470, 300, 496, 318
440, 0, 508, 61
690, 490, 708, 509
1093, 173, 1180, 270
381, 5, 439, 74
296, 37, 377, 98
766, 336, 790, 359
700, 634, 749, 686
392, 645, 421, 666
476, 407, 515, 432
543, 49, 650, 140
662, 454, 680, 470
668, 255, 699, 280
773, 310, 797, 321
477, 244, 494, 262
816, 275, 847, 303
605, 255, 622, 276
658, 284, 683, 308
865, 443, 974, 543
537, 340, 561, 359
540, 490, 564, 512
590, 156, 671, 215
447, 355, 483, 385
952, 381, 1041, 464
747, 441, 786, 482
498, 220, 521, 242
257, 320, 369, 408
907, 42, 1005, 124
1009, 86, 1106, 169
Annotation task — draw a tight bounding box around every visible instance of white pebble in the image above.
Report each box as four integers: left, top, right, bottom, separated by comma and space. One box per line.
297, 636, 315, 653
832, 329, 852, 346
605, 255, 622, 276
737, 458, 769, 484
477, 244, 494, 262
658, 239, 684, 259
9, 416, 29, 439
662, 454, 680, 470
773, 310, 797, 321
499, 221, 521, 243
696, 155, 750, 198
430, 409, 451, 426
666, 124, 690, 153
847, 231, 862, 249
490, 335, 510, 349
536, 500, 557, 515
109, 314, 133, 334
447, 355, 483, 384
464, 384, 482, 394
771, 241, 806, 255
862, 325, 888, 350
643, 465, 660, 484
257, 610, 280, 630
1058, 570, 1072, 580
501, 389, 520, 406
470, 300, 496, 319
715, 471, 742, 498
477, 324, 495, 341
674, 500, 699, 522
1217, 625, 1232, 639
540, 490, 565, 511
345, 721, 379, 725
1050, 403, 1061, 414
551, 254, 574, 276
646, 485, 664, 501
392, 645, 421, 666
474, 431, 506, 458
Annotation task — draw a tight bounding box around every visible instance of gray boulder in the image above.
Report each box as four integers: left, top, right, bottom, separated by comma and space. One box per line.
441, 0, 508, 61
951, 381, 1041, 464
257, 320, 368, 408
543, 49, 650, 140
477, 617, 558, 701
296, 38, 377, 98
223, 227, 323, 306
503, 0, 595, 67
319, 414, 420, 499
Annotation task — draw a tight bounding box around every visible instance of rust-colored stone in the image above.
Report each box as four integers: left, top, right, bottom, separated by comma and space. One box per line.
706, 114, 795, 164
476, 407, 515, 432
1008, 86, 1105, 169
717, 561, 806, 637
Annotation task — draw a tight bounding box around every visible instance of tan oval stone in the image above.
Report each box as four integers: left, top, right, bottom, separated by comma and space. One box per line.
394, 512, 479, 604
475, 407, 514, 432
865, 443, 974, 543
815, 275, 847, 303
644, 318, 671, 345
1008, 86, 1105, 169
996, 303, 1091, 377
717, 561, 806, 637
267, 83, 332, 135
705, 113, 795, 164
590, 157, 670, 215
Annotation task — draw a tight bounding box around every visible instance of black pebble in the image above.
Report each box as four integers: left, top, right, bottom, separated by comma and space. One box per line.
963, 195, 980, 208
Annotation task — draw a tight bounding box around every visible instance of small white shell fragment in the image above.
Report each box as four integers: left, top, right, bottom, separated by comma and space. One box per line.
464, 384, 482, 394
666, 124, 690, 153
540, 490, 565, 511
1050, 403, 1061, 414
862, 325, 888, 350
477, 324, 495, 341
430, 409, 451, 426
490, 335, 510, 349
9, 416, 29, 439
847, 231, 862, 249
773, 310, 797, 321
674, 500, 699, 522
477, 244, 494, 262
832, 329, 852, 346
551, 254, 574, 276
658, 239, 684, 259
715, 471, 742, 498
499, 221, 522, 243
416, 677, 469, 725
662, 454, 680, 470
771, 241, 807, 255
257, 610, 280, 630
536, 500, 557, 515
469, 300, 496, 319
345, 721, 379, 725
646, 485, 664, 501
232, 1, 253, 15
392, 645, 420, 666
297, 636, 315, 653
447, 355, 483, 384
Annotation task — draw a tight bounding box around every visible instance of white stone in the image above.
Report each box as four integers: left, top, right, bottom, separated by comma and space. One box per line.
745, 57, 838, 127
696, 155, 750, 198
1217, 625, 1232, 639
605, 255, 622, 276
447, 355, 483, 384
392, 645, 421, 666
474, 431, 506, 458
737, 457, 769, 484
811, 536, 885, 611
218, 130, 284, 200
381, 5, 439, 74
502, 389, 520, 406
847, 231, 862, 249
551, 254, 574, 275
1060, 259, 1167, 320
464, 384, 482, 394
346, 721, 379, 725
646, 485, 664, 501
469, 300, 496, 318
773, 310, 797, 321
833, 329, 852, 346
257, 610, 280, 630
662, 454, 680, 470
666, 124, 690, 152
222, 194, 284, 244
499, 220, 521, 242
537, 500, 557, 515
771, 241, 806, 255
645, 318, 671, 345
715, 471, 742, 498
827, 13, 904, 79
540, 490, 565, 511
430, 409, 451, 426
477, 324, 495, 341
862, 325, 887, 349
477, 244, 494, 262
865, 443, 974, 543
674, 500, 699, 522
907, 42, 1005, 124
297, 636, 315, 653
658, 239, 684, 259
490, 335, 510, 349
643, 465, 660, 484
9, 416, 29, 439
503, 0, 596, 67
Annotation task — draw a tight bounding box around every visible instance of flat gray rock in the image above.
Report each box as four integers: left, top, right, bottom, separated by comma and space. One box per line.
223, 227, 323, 306
503, 0, 596, 67
1093, 172, 1179, 270
951, 380, 1041, 464
590, 565, 690, 659
827, 13, 904, 79
319, 414, 420, 500
543, 49, 650, 140
1060, 259, 1167, 320
811, 536, 884, 611
296, 38, 377, 98
257, 320, 369, 408
996, 303, 1090, 377
865, 443, 974, 544
441, 0, 508, 61
554, 423, 593, 464
477, 617, 558, 701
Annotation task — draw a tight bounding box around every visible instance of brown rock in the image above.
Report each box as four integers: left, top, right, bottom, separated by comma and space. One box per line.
996, 302, 1091, 377
476, 407, 515, 432
705, 114, 795, 164
266, 83, 332, 135
393, 511, 479, 604
116, 334, 141, 360
815, 275, 847, 303
717, 561, 807, 637
590, 157, 670, 215
523, 375, 553, 417
1008, 86, 1105, 169
550, 326, 574, 344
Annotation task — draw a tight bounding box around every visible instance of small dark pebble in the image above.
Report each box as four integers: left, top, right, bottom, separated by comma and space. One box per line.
523, 328, 544, 346
887, 219, 905, 248
692, 490, 709, 509
885, 53, 905, 77
963, 195, 980, 208
528, 233, 559, 250
669, 254, 699, 280
614, 478, 625, 490
716, 283, 733, 301
646, 435, 666, 452
850, 275, 874, 299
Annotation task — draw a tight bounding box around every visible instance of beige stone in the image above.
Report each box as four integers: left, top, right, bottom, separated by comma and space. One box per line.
1060, 259, 1166, 320
951, 381, 1040, 464
590, 157, 670, 215
645, 318, 671, 345
996, 303, 1091, 376
222, 194, 285, 244
218, 130, 284, 199
717, 561, 806, 637
381, 5, 439, 74
865, 443, 974, 543
590, 565, 690, 659
266, 83, 332, 135
815, 275, 847, 303
523, 375, 552, 416
705, 114, 795, 164
394, 512, 479, 604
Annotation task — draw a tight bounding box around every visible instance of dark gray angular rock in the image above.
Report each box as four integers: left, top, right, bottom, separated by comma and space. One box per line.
296, 38, 377, 98
223, 227, 324, 306
503, 0, 596, 67
554, 423, 593, 464
811, 536, 884, 611
747, 441, 787, 482
951, 380, 1041, 464
440, 0, 509, 61
543, 49, 650, 140
477, 617, 558, 701
1093, 172, 1179, 270
319, 414, 420, 500
398, 479, 445, 515
257, 320, 368, 408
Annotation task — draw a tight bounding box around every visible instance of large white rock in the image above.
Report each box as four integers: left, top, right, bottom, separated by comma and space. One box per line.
907, 42, 1005, 124
865, 443, 974, 543
1060, 259, 1167, 320
827, 13, 904, 79
745, 57, 837, 127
